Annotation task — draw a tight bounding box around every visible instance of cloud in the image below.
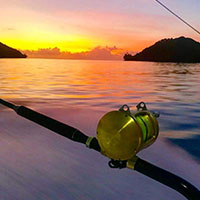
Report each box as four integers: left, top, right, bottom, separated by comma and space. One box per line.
2, 27, 15, 31
22, 46, 133, 60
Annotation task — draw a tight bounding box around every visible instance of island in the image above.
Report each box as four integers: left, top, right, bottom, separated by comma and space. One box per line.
0, 42, 27, 58
124, 36, 200, 63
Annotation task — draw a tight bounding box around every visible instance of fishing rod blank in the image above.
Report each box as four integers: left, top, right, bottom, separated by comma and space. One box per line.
0, 99, 199, 199
134, 157, 200, 200
0, 98, 100, 152
154, 0, 200, 35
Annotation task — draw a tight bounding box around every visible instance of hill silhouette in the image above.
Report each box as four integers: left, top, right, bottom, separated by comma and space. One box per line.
124, 36, 200, 63
0, 42, 27, 58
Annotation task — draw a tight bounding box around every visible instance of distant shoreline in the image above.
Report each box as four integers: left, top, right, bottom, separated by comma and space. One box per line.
0, 42, 27, 58
124, 36, 200, 63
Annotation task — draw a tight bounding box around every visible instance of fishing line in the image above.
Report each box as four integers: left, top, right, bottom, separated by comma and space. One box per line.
154, 0, 200, 35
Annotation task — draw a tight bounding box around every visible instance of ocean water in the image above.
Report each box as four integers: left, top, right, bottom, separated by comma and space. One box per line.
0, 58, 200, 200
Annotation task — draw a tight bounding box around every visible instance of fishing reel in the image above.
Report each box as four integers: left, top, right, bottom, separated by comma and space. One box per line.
1, 99, 199, 199
96, 102, 159, 168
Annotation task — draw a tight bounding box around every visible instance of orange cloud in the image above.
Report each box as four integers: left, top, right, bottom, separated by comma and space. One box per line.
22, 46, 134, 60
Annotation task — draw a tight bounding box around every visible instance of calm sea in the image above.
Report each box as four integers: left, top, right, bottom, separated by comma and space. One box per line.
0, 58, 199, 200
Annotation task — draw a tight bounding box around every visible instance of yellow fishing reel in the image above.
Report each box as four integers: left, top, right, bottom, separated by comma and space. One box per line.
96, 102, 159, 161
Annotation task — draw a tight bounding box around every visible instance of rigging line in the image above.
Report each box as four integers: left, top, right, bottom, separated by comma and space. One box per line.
154, 0, 200, 35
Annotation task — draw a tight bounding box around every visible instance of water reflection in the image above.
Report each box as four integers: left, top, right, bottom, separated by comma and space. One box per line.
168, 135, 200, 163
1, 59, 200, 108
153, 63, 200, 103
1, 58, 200, 134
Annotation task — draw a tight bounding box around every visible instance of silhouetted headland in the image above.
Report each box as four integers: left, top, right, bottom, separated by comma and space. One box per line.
124, 36, 200, 63
0, 42, 27, 58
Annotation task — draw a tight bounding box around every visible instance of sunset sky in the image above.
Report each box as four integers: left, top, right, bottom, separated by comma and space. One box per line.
1, 0, 200, 58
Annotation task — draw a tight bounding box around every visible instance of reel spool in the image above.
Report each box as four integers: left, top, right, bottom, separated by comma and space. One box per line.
96, 102, 159, 161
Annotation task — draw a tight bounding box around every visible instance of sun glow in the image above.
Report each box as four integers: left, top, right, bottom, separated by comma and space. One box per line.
0, 6, 105, 53
1, 34, 102, 53
1, 1, 199, 57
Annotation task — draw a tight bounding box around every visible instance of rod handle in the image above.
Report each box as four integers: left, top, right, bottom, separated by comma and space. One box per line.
134, 157, 200, 200
0, 99, 16, 109
16, 106, 101, 151
16, 106, 88, 144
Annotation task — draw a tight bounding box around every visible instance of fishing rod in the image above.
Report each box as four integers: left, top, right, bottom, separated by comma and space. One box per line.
154, 0, 200, 36
0, 98, 200, 199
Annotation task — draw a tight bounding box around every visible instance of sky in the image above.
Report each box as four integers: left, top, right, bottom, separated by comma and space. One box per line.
1, 0, 200, 59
